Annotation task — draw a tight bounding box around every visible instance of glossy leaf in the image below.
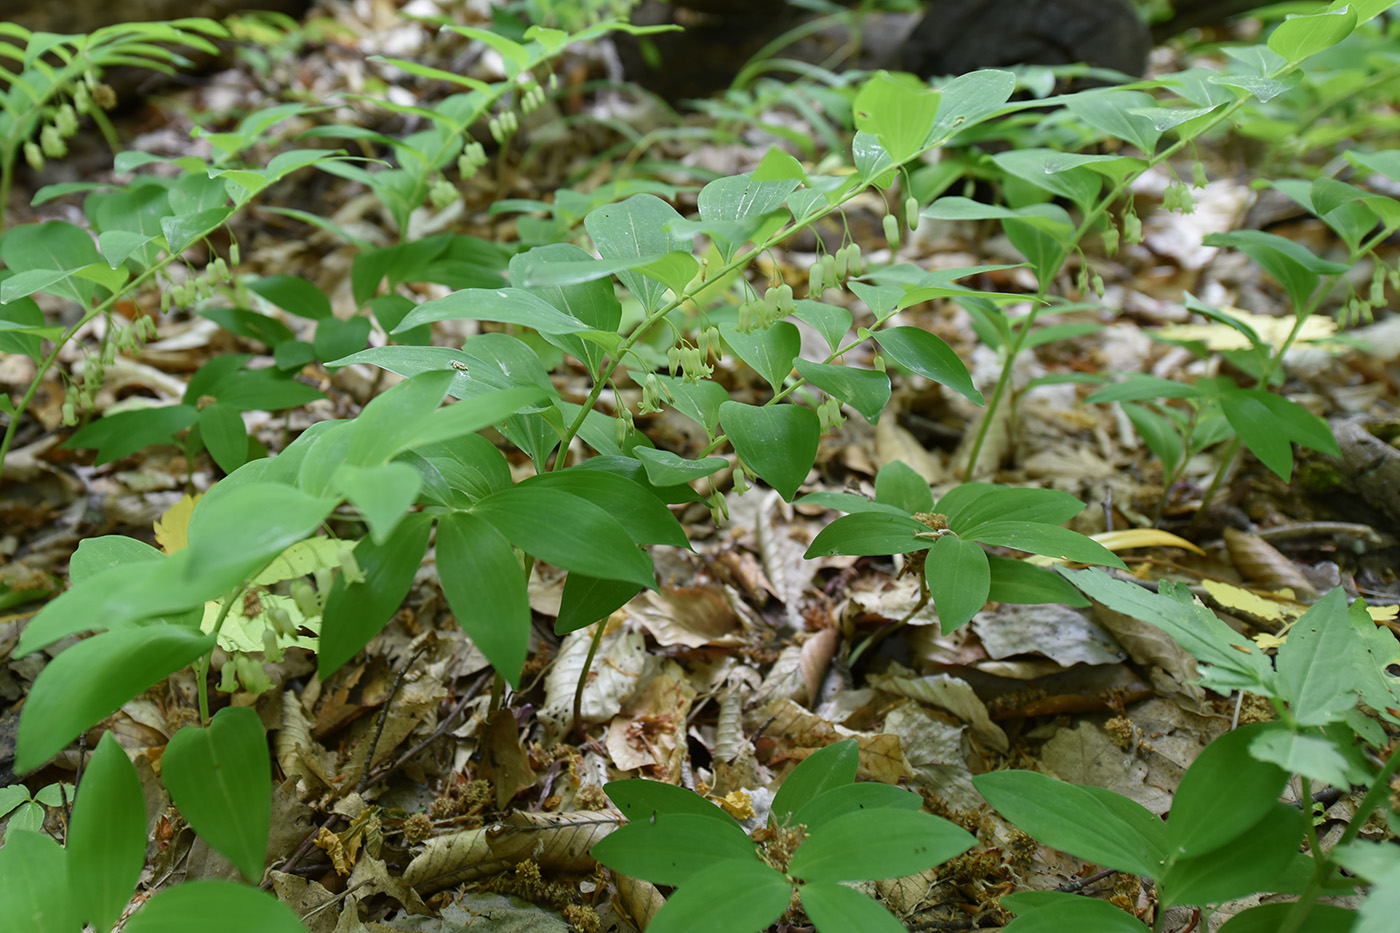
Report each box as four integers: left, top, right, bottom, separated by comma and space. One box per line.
66, 732, 145, 931
871, 327, 982, 404
122, 881, 306, 933
967, 521, 1127, 568
1161, 803, 1305, 906
1268, 6, 1357, 64
162, 706, 271, 882
986, 557, 1090, 607
319, 513, 432, 677
771, 739, 859, 826
789, 782, 922, 834
0, 830, 77, 933
853, 70, 940, 163
16, 625, 216, 773
873, 460, 934, 514
804, 511, 933, 558
184, 482, 337, 583
925, 534, 990, 632
789, 809, 974, 882
801, 880, 907, 933
394, 286, 592, 334
936, 483, 1086, 532
591, 813, 761, 886
1000, 892, 1149, 932
520, 469, 687, 547
584, 194, 687, 313
1166, 723, 1289, 858
331, 462, 421, 545
437, 511, 532, 687
793, 359, 890, 423
645, 859, 791, 933
722, 322, 800, 393
974, 770, 1166, 877
605, 780, 740, 825
697, 172, 800, 260
555, 573, 643, 635
719, 401, 819, 502
631, 446, 729, 486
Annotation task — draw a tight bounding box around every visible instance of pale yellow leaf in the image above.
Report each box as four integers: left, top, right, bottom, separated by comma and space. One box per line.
1157, 309, 1336, 351
1201, 579, 1292, 625
153, 492, 201, 554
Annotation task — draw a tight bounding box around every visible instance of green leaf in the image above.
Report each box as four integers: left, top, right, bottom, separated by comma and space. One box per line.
987, 557, 1090, 607
1000, 892, 1149, 931
936, 483, 1086, 532
65, 405, 200, 464
1268, 6, 1358, 64
925, 534, 990, 632
966, 521, 1126, 568
797, 491, 907, 517
122, 881, 306, 933
1063, 570, 1275, 694
344, 369, 454, 466
1087, 376, 1203, 404
394, 286, 593, 335
1166, 723, 1289, 858
994, 149, 1104, 213
1161, 804, 1305, 906
800, 880, 908, 933
0, 221, 102, 304
804, 511, 934, 558
697, 172, 800, 261
584, 194, 687, 313
605, 780, 740, 825
437, 511, 532, 688
319, 513, 432, 677
591, 813, 761, 886
313, 315, 371, 363
513, 243, 622, 377
719, 401, 819, 502
16, 625, 216, 773
974, 770, 1166, 878
198, 403, 248, 473
555, 574, 643, 635
1218, 902, 1357, 933
1122, 402, 1184, 479
472, 486, 656, 589
655, 375, 729, 435
1066, 89, 1163, 154
520, 468, 688, 548
409, 385, 552, 453
871, 326, 982, 404
244, 274, 332, 319
631, 446, 729, 486
331, 462, 421, 545
1248, 729, 1351, 789
853, 70, 940, 163
789, 782, 922, 834
722, 322, 800, 393
789, 809, 974, 882
645, 860, 791, 933
874, 460, 934, 514
184, 482, 336, 583
417, 433, 512, 502
162, 706, 271, 882
1274, 588, 1356, 726
67, 732, 146, 931
793, 359, 890, 424
0, 830, 77, 932
771, 739, 858, 826
794, 300, 853, 353
1202, 230, 1346, 312
928, 69, 1015, 144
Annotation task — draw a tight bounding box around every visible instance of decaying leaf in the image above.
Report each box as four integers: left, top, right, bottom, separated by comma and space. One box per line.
481, 709, 537, 811
1224, 527, 1319, 599
486, 809, 617, 871
867, 666, 1008, 754
539, 617, 647, 743
605, 659, 695, 777
403, 828, 511, 894
759, 697, 908, 784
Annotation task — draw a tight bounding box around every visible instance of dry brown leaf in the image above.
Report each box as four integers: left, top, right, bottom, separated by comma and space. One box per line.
613, 872, 665, 930
486, 809, 618, 872
867, 668, 1008, 754
346, 852, 430, 915
759, 697, 908, 784
539, 618, 646, 743
1040, 720, 1173, 815
972, 603, 1125, 668
481, 709, 538, 811
632, 586, 743, 648
799, 628, 839, 709
276, 690, 336, 792
1091, 602, 1206, 709
606, 659, 695, 777
403, 828, 510, 894
877, 870, 934, 915
1224, 527, 1319, 598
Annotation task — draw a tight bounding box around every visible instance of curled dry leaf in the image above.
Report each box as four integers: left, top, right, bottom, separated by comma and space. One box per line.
759, 697, 908, 784
799, 627, 839, 709
1089, 598, 1207, 709
403, 828, 511, 894
867, 667, 1008, 754
482, 709, 537, 811
632, 586, 743, 648
539, 618, 647, 743
606, 659, 695, 777
613, 872, 665, 931
486, 809, 618, 871
275, 690, 335, 792
1224, 527, 1319, 599
713, 683, 748, 765
972, 603, 1126, 668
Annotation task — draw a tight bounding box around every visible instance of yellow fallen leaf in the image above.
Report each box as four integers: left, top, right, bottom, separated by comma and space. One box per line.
1093, 528, 1207, 555
1202, 579, 1294, 626
1368, 605, 1399, 623
153, 492, 201, 554
1157, 308, 1336, 351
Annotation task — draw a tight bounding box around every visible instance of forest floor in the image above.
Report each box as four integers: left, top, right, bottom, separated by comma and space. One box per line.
2, 2, 1399, 932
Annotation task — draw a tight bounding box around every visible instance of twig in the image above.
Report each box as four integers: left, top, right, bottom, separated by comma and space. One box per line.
357, 644, 430, 795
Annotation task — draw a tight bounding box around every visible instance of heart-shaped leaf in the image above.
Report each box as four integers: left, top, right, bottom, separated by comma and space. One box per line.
162, 706, 271, 882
